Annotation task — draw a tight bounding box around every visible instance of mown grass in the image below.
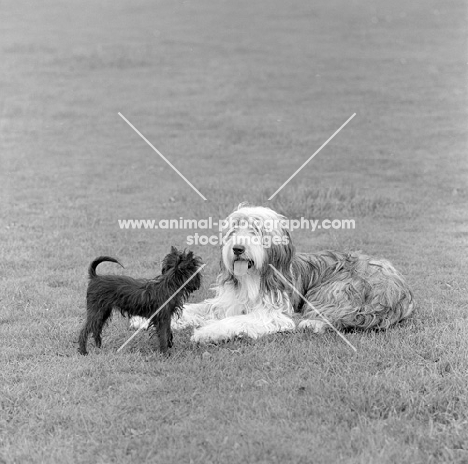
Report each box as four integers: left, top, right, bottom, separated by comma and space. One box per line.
1, 0, 467, 462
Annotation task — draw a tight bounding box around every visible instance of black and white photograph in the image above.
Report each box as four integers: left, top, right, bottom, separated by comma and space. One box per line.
1, 0, 467, 462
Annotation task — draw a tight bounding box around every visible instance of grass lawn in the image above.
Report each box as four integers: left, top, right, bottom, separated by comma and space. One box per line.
1, 0, 467, 462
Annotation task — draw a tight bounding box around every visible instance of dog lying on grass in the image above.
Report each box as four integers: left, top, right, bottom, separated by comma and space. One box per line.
131, 205, 414, 344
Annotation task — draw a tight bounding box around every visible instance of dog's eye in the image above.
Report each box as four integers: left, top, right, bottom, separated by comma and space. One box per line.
224, 227, 236, 237
251, 224, 261, 236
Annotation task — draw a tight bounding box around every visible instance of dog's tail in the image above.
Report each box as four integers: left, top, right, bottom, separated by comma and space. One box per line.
88, 256, 123, 279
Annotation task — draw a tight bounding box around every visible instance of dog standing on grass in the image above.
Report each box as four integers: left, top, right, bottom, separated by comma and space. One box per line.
78, 247, 203, 355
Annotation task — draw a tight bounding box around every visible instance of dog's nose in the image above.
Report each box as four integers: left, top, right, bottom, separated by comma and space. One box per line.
233, 245, 245, 256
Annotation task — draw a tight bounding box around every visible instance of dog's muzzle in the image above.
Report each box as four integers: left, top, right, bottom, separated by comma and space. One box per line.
233, 245, 245, 256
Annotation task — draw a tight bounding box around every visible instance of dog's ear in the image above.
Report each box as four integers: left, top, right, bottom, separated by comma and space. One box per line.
267, 228, 294, 271
260, 227, 295, 294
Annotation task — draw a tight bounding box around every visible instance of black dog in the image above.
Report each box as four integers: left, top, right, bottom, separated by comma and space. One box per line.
78, 247, 203, 355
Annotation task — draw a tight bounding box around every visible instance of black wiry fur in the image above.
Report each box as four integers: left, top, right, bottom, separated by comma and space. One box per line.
78, 247, 203, 355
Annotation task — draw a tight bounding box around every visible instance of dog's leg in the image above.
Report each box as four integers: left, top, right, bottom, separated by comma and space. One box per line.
297, 319, 328, 333
173, 302, 214, 329
131, 302, 214, 331
157, 316, 172, 355
150, 308, 172, 354
78, 323, 91, 355
78, 302, 101, 355
297, 300, 346, 334
89, 305, 112, 349
191, 311, 296, 344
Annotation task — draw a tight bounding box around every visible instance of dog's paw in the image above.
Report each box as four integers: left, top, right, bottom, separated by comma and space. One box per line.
172, 313, 206, 330
129, 316, 149, 330
191, 326, 230, 344
298, 319, 327, 333
171, 318, 189, 330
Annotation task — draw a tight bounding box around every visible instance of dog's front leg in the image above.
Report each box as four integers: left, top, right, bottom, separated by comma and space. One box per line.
191, 312, 296, 344
130, 302, 214, 331
172, 302, 214, 329
156, 312, 172, 354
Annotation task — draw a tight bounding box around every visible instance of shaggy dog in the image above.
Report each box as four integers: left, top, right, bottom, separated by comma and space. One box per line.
133, 205, 414, 344
78, 247, 203, 354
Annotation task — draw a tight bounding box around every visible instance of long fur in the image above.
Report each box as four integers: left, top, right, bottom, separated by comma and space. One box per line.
178, 205, 298, 342
132, 205, 415, 344
292, 251, 414, 331
78, 247, 202, 354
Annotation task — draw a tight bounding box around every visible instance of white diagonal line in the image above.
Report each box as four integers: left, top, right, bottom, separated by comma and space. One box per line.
118, 112, 207, 201
268, 264, 357, 352
117, 263, 206, 352
268, 113, 356, 200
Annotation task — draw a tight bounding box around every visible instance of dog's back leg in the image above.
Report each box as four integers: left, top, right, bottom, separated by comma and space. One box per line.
78, 323, 91, 355
79, 299, 101, 355
78, 308, 110, 355
91, 305, 113, 349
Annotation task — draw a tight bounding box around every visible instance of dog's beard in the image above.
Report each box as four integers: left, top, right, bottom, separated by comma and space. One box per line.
216, 223, 294, 312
